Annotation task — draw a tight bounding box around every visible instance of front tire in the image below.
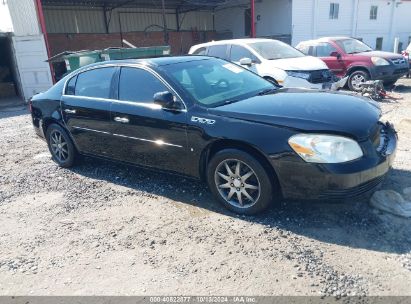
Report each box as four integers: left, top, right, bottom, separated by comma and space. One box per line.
46, 123, 76, 168
207, 149, 274, 215
348, 70, 369, 91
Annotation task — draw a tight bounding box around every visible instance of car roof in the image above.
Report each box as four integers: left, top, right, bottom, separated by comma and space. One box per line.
297, 36, 352, 44
192, 38, 279, 48
77, 55, 211, 70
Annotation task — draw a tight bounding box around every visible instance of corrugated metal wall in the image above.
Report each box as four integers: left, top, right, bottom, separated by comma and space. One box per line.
43, 6, 214, 34
109, 8, 177, 33
0, 1, 14, 33
7, 0, 41, 36
44, 6, 105, 33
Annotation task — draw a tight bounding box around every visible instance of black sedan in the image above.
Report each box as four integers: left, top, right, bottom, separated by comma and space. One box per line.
30, 56, 397, 214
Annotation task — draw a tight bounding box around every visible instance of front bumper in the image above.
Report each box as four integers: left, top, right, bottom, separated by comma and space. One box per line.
272, 123, 397, 201
369, 63, 409, 82
283, 76, 332, 90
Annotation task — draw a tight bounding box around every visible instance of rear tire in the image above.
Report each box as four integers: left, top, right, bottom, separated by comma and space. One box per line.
46, 123, 76, 168
348, 70, 369, 91
207, 149, 275, 215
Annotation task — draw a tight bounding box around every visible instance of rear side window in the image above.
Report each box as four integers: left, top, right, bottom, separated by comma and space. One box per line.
207, 45, 228, 59
229, 45, 257, 62
315, 43, 338, 57
119, 67, 168, 103
297, 44, 311, 55
74, 67, 115, 99
192, 47, 206, 55
65, 75, 77, 95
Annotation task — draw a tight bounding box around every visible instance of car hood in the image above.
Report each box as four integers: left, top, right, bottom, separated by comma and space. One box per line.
356, 50, 404, 60
209, 89, 381, 140
267, 56, 329, 71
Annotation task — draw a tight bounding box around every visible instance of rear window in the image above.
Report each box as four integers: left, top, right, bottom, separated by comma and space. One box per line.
65, 75, 77, 95
192, 47, 207, 55
74, 67, 115, 99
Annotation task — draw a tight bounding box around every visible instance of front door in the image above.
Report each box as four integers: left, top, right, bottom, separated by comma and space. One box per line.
229, 44, 259, 74
109, 66, 188, 174
61, 66, 116, 156
315, 43, 346, 76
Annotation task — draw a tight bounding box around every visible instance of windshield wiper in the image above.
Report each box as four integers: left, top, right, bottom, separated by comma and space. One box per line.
213, 99, 242, 107
257, 88, 277, 96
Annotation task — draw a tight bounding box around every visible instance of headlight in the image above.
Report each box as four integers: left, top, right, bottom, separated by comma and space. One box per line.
286, 71, 311, 80
288, 134, 363, 163
371, 57, 390, 66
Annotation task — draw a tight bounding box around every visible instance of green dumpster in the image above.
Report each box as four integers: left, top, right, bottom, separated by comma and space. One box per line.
64, 50, 102, 72
100, 46, 171, 61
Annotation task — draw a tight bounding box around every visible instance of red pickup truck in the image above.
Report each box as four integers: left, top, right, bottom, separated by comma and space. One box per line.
296, 37, 409, 90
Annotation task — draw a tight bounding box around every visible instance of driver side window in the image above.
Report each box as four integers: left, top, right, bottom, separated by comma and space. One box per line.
315, 43, 338, 57
118, 67, 168, 103
230, 45, 257, 62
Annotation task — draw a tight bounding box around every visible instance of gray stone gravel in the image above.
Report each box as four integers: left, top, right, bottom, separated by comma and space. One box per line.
0, 79, 410, 296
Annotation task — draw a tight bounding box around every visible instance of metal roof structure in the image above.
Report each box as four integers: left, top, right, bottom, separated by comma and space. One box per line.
40, 0, 242, 11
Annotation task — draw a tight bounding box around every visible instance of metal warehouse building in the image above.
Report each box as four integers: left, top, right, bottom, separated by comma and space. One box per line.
0, 0, 410, 104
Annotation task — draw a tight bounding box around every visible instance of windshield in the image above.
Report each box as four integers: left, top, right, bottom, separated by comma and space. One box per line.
162, 58, 274, 107
247, 40, 305, 60
335, 38, 372, 54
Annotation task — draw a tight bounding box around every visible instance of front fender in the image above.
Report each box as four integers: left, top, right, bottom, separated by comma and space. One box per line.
345, 65, 372, 77
185, 110, 296, 178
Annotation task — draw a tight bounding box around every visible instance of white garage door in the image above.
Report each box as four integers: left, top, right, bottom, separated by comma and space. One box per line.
12, 34, 52, 101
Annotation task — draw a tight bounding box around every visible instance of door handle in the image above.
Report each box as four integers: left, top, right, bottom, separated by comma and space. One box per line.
64, 109, 76, 114
114, 117, 129, 123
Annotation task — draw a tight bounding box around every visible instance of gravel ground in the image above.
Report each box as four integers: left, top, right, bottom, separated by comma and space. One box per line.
0, 79, 410, 296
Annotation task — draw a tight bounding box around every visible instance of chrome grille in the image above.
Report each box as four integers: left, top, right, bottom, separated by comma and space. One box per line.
308, 69, 333, 84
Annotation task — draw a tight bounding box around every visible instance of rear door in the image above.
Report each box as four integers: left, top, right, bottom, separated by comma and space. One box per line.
314, 42, 346, 76
109, 66, 188, 173
61, 66, 116, 156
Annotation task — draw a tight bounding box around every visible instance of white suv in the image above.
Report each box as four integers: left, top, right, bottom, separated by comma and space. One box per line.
189, 38, 334, 89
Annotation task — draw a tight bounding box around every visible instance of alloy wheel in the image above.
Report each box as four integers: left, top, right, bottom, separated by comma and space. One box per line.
351, 74, 366, 90
214, 159, 261, 208
50, 130, 69, 162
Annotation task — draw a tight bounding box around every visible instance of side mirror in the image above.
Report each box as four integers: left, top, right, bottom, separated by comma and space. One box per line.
239, 57, 253, 66
154, 91, 174, 108
330, 51, 342, 59
153, 91, 183, 110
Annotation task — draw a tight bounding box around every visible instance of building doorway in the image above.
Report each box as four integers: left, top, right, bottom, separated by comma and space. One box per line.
244, 8, 251, 37
0, 35, 20, 104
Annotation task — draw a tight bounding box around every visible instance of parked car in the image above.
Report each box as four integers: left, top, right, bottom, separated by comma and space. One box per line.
189, 38, 335, 90
30, 56, 397, 214
401, 42, 411, 77
296, 37, 409, 90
